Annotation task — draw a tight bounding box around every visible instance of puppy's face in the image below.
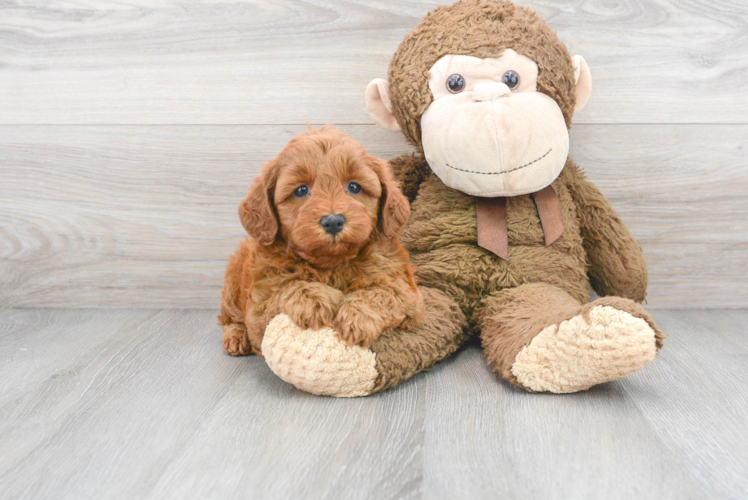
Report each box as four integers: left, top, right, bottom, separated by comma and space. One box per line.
275, 135, 382, 263
240, 127, 409, 267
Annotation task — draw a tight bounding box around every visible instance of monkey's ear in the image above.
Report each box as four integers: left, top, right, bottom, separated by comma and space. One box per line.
572, 55, 592, 113
238, 160, 280, 246
366, 79, 401, 132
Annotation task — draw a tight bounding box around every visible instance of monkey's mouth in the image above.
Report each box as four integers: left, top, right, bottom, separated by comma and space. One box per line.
445, 148, 552, 175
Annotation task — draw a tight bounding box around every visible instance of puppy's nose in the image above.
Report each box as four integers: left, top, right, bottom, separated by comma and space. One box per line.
320, 214, 346, 235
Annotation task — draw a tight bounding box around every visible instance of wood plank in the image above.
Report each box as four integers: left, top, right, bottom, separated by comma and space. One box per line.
1, 124, 745, 309
0, 309, 247, 498
0, 0, 746, 125
1, 309, 746, 498
0, 309, 165, 476
420, 346, 710, 500
0, 309, 154, 407
0, 124, 411, 309
148, 353, 424, 500
0, 309, 423, 499
621, 310, 748, 499
570, 124, 748, 308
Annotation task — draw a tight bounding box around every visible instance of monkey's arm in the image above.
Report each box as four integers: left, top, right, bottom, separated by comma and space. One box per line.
564, 161, 648, 302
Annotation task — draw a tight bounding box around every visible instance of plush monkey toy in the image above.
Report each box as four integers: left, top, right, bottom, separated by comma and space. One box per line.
261, 0, 665, 396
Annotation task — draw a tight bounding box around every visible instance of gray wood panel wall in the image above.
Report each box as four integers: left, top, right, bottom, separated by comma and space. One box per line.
1, 0, 747, 308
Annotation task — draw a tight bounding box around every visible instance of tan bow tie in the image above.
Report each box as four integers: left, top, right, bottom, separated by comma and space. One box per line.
475, 185, 564, 260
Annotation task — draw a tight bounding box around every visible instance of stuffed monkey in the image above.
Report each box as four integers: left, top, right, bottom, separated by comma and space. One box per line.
261, 0, 665, 396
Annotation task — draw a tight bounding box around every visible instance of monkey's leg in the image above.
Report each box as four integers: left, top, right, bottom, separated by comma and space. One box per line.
260, 287, 469, 397
477, 283, 666, 393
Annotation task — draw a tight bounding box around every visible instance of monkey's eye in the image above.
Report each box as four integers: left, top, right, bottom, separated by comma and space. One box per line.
294, 185, 309, 198
347, 182, 362, 194
502, 70, 520, 90
447, 74, 466, 93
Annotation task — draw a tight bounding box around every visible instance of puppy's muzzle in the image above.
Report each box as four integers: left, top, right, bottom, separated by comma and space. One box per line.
320, 214, 346, 235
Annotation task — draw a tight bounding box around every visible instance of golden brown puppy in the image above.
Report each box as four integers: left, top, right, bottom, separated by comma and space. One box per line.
219, 126, 424, 356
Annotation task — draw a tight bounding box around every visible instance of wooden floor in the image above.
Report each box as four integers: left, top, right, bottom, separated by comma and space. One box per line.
0, 309, 746, 500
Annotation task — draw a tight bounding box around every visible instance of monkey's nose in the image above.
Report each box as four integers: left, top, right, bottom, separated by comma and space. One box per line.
473, 82, 512, 102
320, 214, 346, 235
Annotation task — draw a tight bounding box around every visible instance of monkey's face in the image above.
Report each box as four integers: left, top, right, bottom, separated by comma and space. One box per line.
419, 49, 569, 197
367, 40, 592, 198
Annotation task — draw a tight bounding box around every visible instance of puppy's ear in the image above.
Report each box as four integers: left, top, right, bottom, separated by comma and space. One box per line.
239, 159, 280, 245
371, 157, 410, 239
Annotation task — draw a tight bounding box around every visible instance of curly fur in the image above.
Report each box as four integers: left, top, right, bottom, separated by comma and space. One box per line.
219, 126, 424, 355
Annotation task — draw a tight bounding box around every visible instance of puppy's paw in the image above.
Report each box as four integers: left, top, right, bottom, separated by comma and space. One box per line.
334, 302, 384, 348
284, 286, 345, 331
287, 304, 337, 331
222, 324, 252, 356
398, 295, 425, 332
398, 315, 419, 332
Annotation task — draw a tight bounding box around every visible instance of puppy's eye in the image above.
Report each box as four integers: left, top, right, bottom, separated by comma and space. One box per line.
347, 182, 362, 194
293, 185, 309, 198
502, 70, 520, 90
447, 74, 465, 93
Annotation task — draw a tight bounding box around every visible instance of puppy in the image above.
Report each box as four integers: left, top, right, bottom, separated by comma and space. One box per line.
219, 126, 424, 356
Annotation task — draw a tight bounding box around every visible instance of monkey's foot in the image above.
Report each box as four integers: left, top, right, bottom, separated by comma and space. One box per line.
510, 302, 664, 393
262, 314, 378, 398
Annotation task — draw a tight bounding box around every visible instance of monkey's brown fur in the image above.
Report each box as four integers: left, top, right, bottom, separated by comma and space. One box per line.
363, 0, 665, 391
219, 126, 423, 355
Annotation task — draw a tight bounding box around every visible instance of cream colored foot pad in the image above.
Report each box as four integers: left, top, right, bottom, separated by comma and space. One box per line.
262, 314, 378, 398
511, 305, 658, 393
